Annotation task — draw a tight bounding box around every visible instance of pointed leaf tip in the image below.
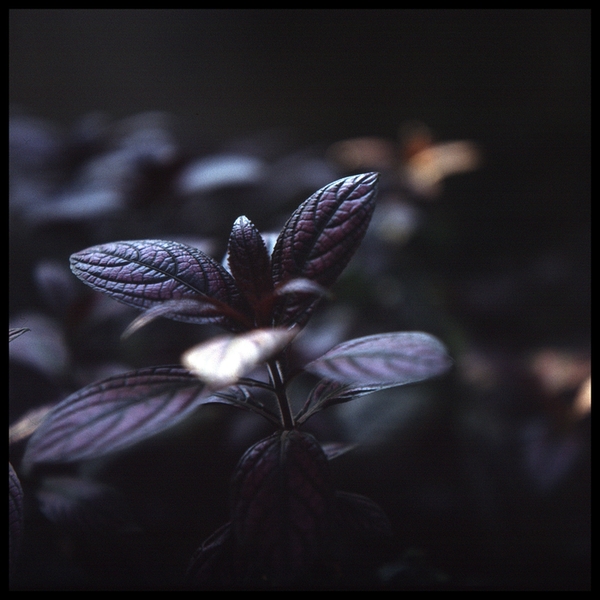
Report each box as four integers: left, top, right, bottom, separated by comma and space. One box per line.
271, 173, 379, 326
304, 331, 452, 387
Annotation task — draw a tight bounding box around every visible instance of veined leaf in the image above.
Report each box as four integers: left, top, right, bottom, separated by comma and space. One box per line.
271, 172, 378, 325
182, 328, 297, 391
230, 430, 333, 584
304, 331, 452, 387
22, 366, 217, 469
272, 172, 379, 288
227, 216, 273, 310
70, 240, 250, 329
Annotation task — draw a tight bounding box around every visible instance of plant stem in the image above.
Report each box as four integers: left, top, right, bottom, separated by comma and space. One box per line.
267, 358, 294, 430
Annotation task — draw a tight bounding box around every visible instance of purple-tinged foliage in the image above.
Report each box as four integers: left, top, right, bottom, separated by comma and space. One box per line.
304, 332, 452, 387
22, 366, 210, 468
271, 172, 378, 288
19, 172, 456, 588
230, 430, 334, 585
227, 216, 274, 322
271, 172, 378, 326
70, 239, 251, 330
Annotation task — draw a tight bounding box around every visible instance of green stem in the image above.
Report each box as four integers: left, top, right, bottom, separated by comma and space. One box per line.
267, 359, 294, 430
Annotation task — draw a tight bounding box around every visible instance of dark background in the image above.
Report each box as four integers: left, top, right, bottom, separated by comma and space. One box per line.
10, 8, 591, 293
10, 9, 590, 590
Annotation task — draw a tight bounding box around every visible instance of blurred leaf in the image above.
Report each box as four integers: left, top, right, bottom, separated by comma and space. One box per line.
9, 404, 55, 445
304, 331, 452, 387
22, 366, 213, 468
182, 328, 297, 391
70, 239, 250, 330
176, 154, 265, 195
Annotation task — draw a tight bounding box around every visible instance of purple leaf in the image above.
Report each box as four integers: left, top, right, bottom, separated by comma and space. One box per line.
304, 332, 452, 387
271, 172, 378, 325
9, 462, 24, 574
22, 366, 217, 468
227, 216, 273, 313
230, 430, 333, 584
70, 240, 250, 330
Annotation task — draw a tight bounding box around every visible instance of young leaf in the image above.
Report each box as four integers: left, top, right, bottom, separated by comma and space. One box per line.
230, 430, 333, 584
70, 240, 250, 329
271, 172, 378, 325
304, 332, 452, 387
227, 216, 273, 311
22, 366, 218, 469
182, 328, 298, 391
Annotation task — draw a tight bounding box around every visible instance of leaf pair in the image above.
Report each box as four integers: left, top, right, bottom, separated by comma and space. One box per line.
69, 172, 379, 332
22, 331, 452, 470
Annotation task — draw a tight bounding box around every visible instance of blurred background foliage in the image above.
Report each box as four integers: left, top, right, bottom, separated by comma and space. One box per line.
9, 9, 590, 590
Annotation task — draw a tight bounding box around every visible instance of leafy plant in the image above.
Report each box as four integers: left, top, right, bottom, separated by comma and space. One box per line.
20, 173, 452, 588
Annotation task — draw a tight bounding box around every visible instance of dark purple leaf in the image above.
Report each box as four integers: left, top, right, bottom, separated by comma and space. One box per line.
70, 240, 250, 330
22, 366, 219, 468
227, 216, 273, 312
9, 462, 24, 574
271, 173, 378, 325
304, 331, 452, 387
230, 430, 333, 584
335, 491, 393, 537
